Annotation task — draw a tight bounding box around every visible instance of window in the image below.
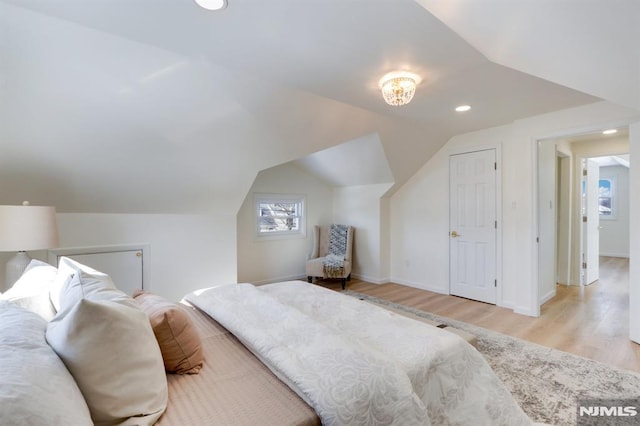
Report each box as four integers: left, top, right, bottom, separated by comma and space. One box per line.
255, 194, 305, 238
598, 177, 616, 219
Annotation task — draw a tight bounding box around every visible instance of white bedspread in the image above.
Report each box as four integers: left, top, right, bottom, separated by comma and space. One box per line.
185, 281, 532, 426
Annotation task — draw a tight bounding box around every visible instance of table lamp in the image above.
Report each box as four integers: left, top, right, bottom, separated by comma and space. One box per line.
0, 202, 59, 288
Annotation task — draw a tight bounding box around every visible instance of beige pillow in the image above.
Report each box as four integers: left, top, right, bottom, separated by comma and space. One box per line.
46, 273, 167, 426
133, 290, 203, 374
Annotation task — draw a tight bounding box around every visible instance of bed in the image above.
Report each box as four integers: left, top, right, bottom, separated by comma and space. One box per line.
156, 300, 319, 426
0, 257, 536, 426
171, 281, 532, 426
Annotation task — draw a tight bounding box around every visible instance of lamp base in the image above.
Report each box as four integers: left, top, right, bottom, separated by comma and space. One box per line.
5, 251, 32, 288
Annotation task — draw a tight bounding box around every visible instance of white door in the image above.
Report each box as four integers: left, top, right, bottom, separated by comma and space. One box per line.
64, 250, 143, 296
582, 159, 600, 285
449, 149, 497, 304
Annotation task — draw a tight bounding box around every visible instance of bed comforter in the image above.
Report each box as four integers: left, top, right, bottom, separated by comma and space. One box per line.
185, 281, 532, 426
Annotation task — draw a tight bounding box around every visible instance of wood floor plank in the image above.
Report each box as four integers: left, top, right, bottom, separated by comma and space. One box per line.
315, 256, 640, 373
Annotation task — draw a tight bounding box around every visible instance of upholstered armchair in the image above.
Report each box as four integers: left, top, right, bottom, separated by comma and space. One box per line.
306, 224, 354, 290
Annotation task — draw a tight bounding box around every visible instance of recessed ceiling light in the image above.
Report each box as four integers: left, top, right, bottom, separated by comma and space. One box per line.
195, 0, 227, 11
602, 129, 617, 135
455, 105, 471, 112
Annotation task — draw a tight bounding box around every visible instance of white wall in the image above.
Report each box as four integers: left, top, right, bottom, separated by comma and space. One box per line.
55, 213, 235, 302
391, 101, 640, 316
333, 184, 393, 284
237, 163, 333, 284
236, 164, 393, 285
629, 122, 640, 343
599, 166, 630, 257
390, 126, 509, 297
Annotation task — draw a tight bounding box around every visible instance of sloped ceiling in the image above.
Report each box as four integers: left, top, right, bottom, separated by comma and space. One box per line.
293, 133, 393, 187
0, 0, 606, 214
418, 0, 640, 110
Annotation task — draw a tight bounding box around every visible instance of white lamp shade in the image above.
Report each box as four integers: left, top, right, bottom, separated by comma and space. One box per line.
0, 205, 59, 252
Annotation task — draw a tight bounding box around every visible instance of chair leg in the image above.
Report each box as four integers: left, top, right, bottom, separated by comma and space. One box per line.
341, 278, 346, 290
307, 276, 312, 283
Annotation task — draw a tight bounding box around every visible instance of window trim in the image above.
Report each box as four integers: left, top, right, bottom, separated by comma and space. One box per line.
598, 176, 617, 220
254, 193, 306, 240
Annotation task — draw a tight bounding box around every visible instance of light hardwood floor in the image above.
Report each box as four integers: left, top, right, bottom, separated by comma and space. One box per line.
316, 256, 640, 373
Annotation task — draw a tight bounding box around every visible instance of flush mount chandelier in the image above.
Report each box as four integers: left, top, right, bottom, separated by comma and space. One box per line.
379, 71, 419, 106
195, 0, 227, 10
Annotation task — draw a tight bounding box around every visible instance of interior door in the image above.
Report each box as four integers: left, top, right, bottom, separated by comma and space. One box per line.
449, 149, 497, 304
582, 159, 600, 285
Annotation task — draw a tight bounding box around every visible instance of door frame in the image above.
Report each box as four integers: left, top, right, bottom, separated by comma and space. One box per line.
532, 119, 633, 318
536, 139, 558, 305
448, 143, 503, 307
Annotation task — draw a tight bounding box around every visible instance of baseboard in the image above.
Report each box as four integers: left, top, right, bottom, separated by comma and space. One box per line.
498, 299, 515, 310
252, 274, 307, 286
390, 277, 449, 295
351, 273, 387, 285
514, 305, 539, 317
599, 252, 629, 258
539, 288, 556, 305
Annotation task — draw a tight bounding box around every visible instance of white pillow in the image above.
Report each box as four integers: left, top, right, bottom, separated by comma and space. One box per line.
46, 273, 168, 426
50, 256, 117, 312
0, 259, 57, 320
0, 301, 93, 425
59, 268, 137, 311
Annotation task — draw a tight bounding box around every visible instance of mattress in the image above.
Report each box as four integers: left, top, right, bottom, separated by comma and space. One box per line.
155, 303, 320, 426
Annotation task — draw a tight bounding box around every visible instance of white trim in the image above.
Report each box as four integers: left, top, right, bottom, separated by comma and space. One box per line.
598, 174, 617, 220
254, 193, 307, 240
48, 243, 151, 291
514, 305, 538, 317
539, 288, 556, 305
495, 144, 503, 307
252, 274, 307, 286
599, 252, 629, 258
531, 137, 542, 317
532, 117, 639, 320
351, 273, 387, 285
391, 277, 449, 295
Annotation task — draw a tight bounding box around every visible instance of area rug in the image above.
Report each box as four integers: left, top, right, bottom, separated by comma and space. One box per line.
343, 290, 640, 426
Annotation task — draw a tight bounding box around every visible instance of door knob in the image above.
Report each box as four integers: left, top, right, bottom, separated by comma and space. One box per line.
450, 230, 461, 238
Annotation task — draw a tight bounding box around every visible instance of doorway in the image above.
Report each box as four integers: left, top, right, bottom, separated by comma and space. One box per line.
537, 129, 630, 300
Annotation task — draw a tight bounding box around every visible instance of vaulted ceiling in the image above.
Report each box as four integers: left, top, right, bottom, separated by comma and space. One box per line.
1, 0, 636, 214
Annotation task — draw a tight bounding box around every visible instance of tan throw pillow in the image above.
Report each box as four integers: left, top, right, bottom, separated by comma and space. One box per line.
133, 290, 204, 374
46, 274, 167, 426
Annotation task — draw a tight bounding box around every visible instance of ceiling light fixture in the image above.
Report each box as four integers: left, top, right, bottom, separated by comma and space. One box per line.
195, 0, 227, 11
455, 105, 471, 112
602, 129, 617, 135
379, 71, 419, 107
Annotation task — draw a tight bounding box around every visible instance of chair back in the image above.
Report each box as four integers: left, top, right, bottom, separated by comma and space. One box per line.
311, 225, 354, 260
